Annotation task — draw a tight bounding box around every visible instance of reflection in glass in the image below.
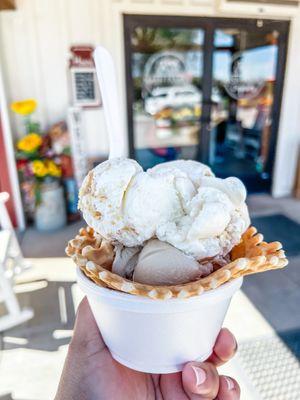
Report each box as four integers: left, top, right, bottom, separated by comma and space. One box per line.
131, 28, 204, 169
210, 29, 279, 191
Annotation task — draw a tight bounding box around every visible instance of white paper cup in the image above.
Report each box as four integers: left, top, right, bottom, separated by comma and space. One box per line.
77, 267, 242, 374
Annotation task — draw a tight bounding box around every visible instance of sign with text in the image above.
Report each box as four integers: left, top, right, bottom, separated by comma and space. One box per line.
143, 51, 191, 94
69, 46, 101, 108
224, 51, 265, 100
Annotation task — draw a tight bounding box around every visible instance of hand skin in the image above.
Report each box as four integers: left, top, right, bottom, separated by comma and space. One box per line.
55, 298, 240, 400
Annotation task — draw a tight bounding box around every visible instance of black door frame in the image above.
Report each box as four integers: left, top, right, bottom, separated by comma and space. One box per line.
123, 14, 289, 190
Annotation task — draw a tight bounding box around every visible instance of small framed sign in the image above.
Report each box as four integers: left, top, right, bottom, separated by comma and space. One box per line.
70, 67, 100, 107
69, 46, 101, 108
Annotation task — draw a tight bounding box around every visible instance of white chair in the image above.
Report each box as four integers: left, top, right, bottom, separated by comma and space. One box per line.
0, 192, 33, 332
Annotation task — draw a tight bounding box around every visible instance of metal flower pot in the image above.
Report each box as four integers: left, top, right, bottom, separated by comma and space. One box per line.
35, 181, 66, 231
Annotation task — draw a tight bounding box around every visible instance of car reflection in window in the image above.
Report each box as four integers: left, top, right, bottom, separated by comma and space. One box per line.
145, 85, 201, 116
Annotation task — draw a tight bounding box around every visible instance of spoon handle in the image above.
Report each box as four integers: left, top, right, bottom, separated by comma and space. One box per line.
93, 46, 126, 159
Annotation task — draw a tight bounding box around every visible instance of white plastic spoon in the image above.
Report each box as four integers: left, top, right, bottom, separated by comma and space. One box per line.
93, 46, 126, 159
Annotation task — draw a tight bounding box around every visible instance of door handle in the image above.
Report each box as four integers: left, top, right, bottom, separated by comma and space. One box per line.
201, 118, 213, 132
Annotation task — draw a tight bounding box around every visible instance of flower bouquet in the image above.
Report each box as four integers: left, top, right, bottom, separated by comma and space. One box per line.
12, 99, 66, 230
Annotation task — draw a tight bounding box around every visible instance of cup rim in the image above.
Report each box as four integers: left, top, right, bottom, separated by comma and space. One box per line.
77, 267, 243, 306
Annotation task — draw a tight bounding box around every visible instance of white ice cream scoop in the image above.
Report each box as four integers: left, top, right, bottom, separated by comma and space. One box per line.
79, 158, 143, 246
79, 158, 250, 260
198, 176, 247, 207
148, 159, 214, 189
124, 168, 191, 239
156, 179, 250, 260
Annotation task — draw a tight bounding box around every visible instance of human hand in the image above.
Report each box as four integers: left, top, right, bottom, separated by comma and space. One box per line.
55, 298, 240, 400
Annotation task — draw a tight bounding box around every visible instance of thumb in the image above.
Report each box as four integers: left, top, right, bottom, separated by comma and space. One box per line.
71, 297, 106, 352
182, 361, 219, 399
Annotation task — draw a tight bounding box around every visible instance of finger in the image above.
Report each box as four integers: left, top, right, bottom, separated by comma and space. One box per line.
151, 375, 165, 400
208, 328, 237, 366
160, 372, 189, 400
182, 361, 219, 399
216, 376, 241, 400
71, 297, 106, 351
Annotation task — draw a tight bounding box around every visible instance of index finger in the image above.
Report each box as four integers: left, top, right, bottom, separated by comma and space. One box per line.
71, 297, 106, 352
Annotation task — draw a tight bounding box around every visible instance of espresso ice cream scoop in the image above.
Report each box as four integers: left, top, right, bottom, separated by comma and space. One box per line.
133, 239, 213, 286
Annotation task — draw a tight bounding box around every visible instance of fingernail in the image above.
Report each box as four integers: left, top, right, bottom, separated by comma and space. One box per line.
225, 377, 235, 391
234, 338, 238, 353
192, 366, 207, 386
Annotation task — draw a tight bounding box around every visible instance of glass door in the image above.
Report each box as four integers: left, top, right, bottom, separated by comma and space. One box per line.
124, 16, 289, 192
209, 21, 288, 191
124, 16, 209, 169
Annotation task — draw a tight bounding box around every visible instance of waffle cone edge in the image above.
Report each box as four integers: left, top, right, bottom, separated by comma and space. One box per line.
66, 226, 288, 300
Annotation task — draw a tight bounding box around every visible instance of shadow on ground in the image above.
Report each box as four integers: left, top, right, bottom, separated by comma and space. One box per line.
242, 213, 300, 360
242, 252, 300, 360
0, 395, 25, 400
252, 214, 300, 257
0, 280, 76, 352
18, 220, 84, 258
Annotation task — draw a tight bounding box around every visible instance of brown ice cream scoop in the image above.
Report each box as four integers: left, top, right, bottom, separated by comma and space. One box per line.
133, 239, 213, 285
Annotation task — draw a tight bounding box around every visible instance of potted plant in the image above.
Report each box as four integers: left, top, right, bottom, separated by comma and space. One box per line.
12, 99, 67, 231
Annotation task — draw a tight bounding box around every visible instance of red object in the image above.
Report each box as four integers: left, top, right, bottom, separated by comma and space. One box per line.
69, 46, 94, 68
59, 154, 74, 178
16, 159, 27, 169
0, 114, 17, 226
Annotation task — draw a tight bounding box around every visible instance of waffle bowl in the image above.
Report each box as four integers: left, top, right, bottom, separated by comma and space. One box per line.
66, 226, 288, 300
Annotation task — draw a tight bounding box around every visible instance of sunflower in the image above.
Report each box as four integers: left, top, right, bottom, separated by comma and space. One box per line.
32, 160, 48, 178
11, 99, 37, 116
17, 133, 42, 153
45, 160, 62, 178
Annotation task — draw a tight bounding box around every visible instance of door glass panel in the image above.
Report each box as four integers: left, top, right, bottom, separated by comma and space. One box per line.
130, 27, 204, 169
210, 28, 279, 191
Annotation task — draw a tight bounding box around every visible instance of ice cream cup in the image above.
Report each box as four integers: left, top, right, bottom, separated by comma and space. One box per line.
77, 266, 243, 374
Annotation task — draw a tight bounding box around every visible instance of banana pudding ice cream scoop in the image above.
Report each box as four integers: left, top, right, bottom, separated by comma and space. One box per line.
79, 158, 143, 246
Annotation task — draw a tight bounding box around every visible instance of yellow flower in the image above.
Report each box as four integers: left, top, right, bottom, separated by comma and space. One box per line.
11, 99, 37, 116
32, 160, 48, 178
45, 160, 62, 178
17, 133, 42, 153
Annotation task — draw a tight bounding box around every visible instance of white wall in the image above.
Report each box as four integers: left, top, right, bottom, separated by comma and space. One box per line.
0, 0, 110, 157
1, 0, 300, 195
